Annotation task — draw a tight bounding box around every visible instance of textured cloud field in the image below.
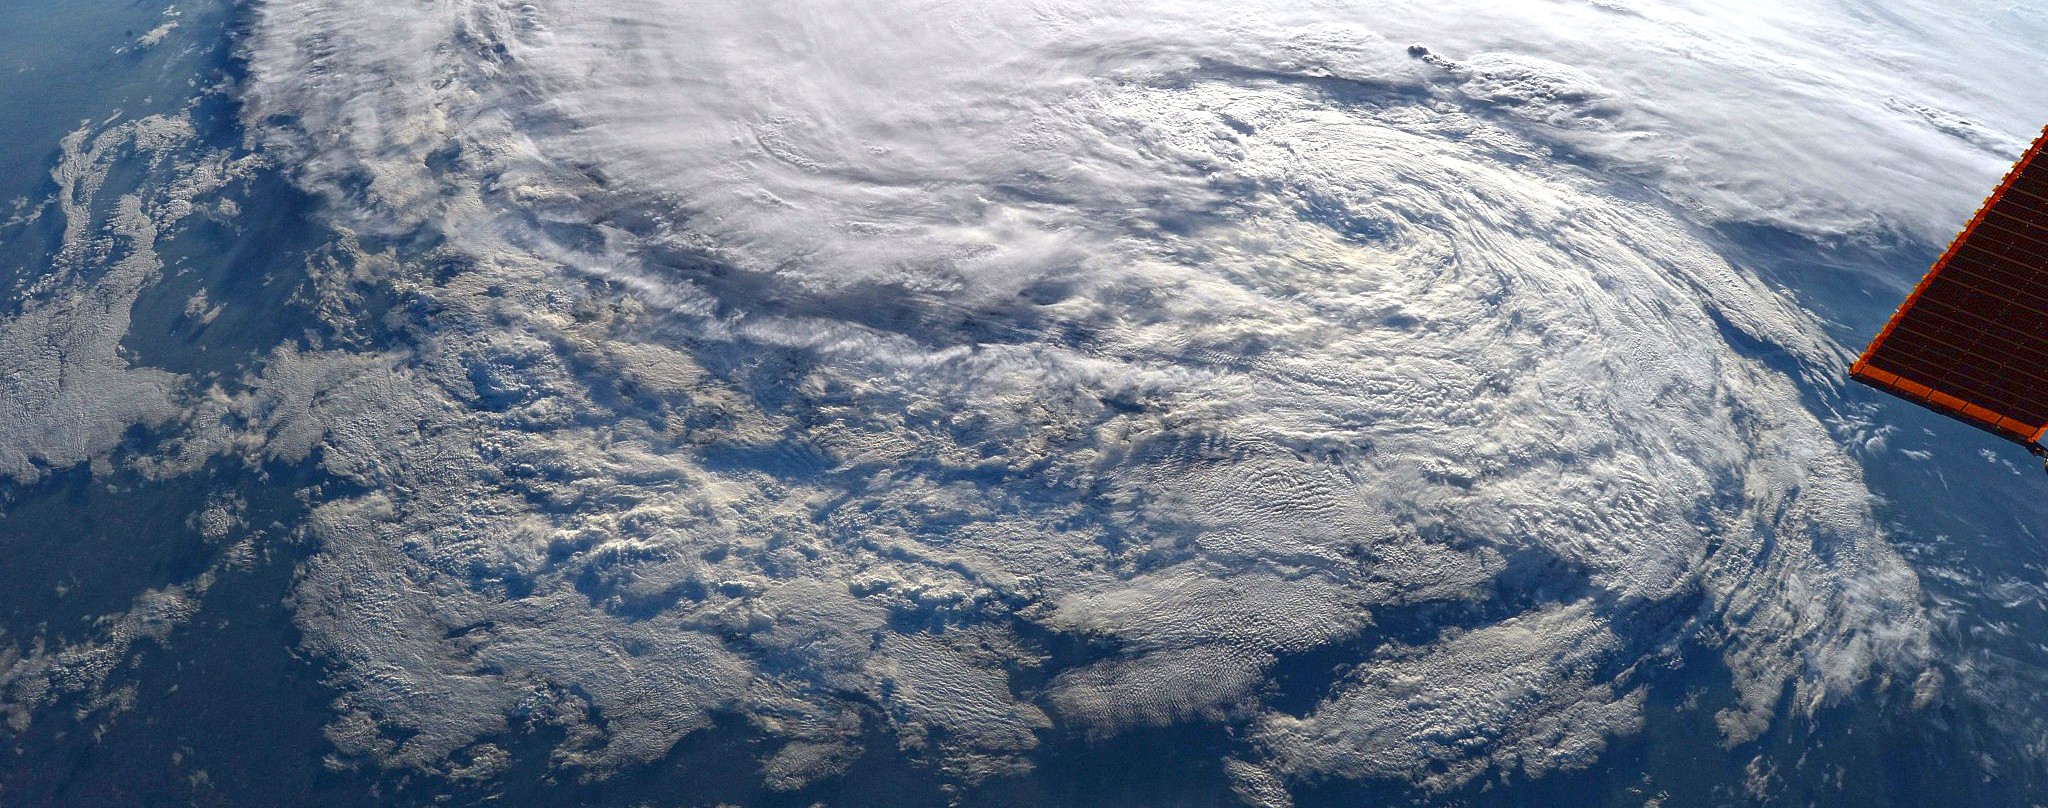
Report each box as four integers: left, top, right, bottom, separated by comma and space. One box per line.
5, 0, 2045, 802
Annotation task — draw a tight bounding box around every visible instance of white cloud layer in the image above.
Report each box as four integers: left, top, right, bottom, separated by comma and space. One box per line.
19, 0, 2039, 797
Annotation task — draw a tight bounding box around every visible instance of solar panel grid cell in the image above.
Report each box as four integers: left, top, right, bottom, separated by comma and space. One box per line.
2014, 163, 2048, 198
1884, 307, 2048, 414
1876, 351, 2040, 418
1998, 190, 2048, 223
1942, 257, 2048, 306
1903, 292, 2047, 349
1851, 123, 2048, 446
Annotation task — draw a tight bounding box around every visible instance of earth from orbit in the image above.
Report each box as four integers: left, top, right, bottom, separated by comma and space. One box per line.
3, 2, 2047, 806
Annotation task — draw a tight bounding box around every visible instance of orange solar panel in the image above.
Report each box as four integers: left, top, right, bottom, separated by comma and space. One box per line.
1851, 123, 2048, 447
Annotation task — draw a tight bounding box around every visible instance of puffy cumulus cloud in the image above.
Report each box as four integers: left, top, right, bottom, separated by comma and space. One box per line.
0, 116, 223, 484
1256, 602, 1645, 789
8, 0, 1987, 796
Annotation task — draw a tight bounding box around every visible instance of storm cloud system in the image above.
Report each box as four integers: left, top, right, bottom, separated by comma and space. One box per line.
3, 1, 2047, 806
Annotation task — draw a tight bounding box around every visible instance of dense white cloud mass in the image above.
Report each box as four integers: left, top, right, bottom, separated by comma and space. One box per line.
0, 118, 210, 483
11, 0, 2042, 799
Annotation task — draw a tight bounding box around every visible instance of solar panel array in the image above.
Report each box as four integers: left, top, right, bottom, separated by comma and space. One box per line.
1851, 124, 2048, 446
